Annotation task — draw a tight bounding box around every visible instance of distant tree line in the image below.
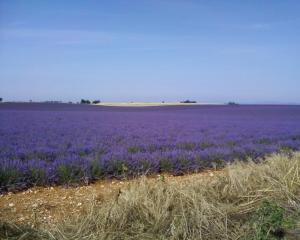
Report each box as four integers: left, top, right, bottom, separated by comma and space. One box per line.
0, 98, 103, 104
180, 100, 197, 103
80, 99, 101, 104
228, 102, 239, 106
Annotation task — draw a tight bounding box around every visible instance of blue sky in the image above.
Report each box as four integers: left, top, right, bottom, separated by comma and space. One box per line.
0, 0, 300, 103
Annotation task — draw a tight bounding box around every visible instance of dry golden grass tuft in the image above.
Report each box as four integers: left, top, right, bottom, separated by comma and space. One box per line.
2, 153, 300, 239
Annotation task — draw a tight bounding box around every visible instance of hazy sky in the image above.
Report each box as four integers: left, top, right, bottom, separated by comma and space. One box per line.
1, 0, 300, 103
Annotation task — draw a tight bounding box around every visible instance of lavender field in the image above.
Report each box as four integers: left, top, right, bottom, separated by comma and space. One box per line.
1, 103, 300, 192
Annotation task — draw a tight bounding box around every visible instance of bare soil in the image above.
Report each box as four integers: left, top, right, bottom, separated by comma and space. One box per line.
0, 171, 218, 227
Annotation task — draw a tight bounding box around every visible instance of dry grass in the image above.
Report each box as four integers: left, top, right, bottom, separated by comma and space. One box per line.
2, 153, 300, 240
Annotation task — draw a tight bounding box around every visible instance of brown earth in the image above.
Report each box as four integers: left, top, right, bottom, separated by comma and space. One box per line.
0, 171, 218, 227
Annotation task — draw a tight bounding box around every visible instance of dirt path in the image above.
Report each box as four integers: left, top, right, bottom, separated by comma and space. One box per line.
0, 171, 218, 227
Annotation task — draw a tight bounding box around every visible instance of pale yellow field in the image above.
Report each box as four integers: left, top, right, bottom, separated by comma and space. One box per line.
94, 102, 221, 107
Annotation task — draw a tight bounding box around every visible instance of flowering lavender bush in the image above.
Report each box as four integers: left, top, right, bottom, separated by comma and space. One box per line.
1, 103, 300, 191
